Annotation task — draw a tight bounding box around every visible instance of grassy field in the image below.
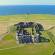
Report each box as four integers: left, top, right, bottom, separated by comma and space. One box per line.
0, 14, 55, 55
0, 14, 55, 34
0, 43, 55, 55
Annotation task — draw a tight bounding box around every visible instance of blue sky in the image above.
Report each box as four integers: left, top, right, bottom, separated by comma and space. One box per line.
0, 0, 55, 5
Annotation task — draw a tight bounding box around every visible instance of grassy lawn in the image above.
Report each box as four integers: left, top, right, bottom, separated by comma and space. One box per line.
0, 14, 55, 35
0, 43, 55, 55
0, 14, 55, 55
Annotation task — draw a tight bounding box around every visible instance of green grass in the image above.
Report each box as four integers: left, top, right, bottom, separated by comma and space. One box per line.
0, 14, 55, 55
0, 43, 55, 55
0, 29, 55, 55
3, 34, 14, 40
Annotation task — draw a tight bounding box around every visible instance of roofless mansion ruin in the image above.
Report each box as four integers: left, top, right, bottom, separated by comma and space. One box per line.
14, 22, 44, 44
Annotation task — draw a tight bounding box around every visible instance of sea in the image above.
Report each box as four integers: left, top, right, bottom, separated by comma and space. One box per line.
0, 5, 55, 15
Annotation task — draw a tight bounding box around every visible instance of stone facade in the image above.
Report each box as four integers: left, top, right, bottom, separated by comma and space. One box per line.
15, 22, 44, 44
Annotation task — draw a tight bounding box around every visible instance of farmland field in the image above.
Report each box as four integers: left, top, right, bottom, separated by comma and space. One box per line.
0, 14, 55, 55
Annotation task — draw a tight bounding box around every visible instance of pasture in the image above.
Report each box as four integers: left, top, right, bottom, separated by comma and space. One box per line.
0, 14, 55, 55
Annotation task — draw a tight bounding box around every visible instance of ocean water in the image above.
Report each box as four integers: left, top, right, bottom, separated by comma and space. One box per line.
0, 5, 55, 15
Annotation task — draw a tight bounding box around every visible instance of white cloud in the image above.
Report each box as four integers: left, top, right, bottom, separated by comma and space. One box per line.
0, 0, 55, 5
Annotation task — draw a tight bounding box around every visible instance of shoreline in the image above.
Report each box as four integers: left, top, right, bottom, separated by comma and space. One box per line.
0, 14, 55, 16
